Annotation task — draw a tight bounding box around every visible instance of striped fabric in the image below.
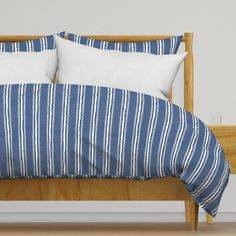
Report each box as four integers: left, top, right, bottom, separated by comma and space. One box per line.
0, 32, 65, 52
67, 33, 183, 55
0, 84, 230, 217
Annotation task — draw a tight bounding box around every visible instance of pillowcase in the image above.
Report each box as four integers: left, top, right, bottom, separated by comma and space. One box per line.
0, 50, 57, 84
67, 33, 183, 55
55, 36, 186, 98
0, 32, 65, 52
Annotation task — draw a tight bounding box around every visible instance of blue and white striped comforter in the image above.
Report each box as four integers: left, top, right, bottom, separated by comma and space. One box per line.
0, 84, 230, 217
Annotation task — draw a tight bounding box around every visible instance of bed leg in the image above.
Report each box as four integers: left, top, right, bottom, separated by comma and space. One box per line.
206, 213, 214, 224
190, 199, 199, 231
185, 201, 191, 223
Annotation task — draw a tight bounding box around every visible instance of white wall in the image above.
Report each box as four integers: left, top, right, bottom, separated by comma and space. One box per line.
0, 0, 235, 218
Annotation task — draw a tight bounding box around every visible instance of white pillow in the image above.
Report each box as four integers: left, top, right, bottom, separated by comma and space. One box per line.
55, 36, 186, 98
0, 50, 57, 84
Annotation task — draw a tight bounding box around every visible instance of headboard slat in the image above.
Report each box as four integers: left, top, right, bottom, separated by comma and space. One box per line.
83, 35, 181, 42
0, 35, 186, 42
184, 33, 194, 113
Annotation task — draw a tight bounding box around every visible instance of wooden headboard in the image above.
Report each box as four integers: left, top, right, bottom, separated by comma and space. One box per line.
0, 33, 194, 112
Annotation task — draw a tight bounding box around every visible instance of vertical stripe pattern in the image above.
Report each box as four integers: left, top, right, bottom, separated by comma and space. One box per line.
68, 33, 183, 55
0, 32, 65, 52
0, 84, 230, 218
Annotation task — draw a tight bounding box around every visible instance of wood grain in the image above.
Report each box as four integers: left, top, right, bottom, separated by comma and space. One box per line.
0, 177, 191, 201
185, 201, 191, 223
209, 125, 236, 173
190, 198, 199, 231
184, 33, 194, 113
206, 214, 214, 224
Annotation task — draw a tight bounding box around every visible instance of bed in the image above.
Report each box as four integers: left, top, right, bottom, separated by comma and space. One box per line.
0, 33, 229, 231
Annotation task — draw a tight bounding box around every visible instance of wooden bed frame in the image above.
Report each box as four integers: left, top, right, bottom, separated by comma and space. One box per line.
0, 33, 198, 230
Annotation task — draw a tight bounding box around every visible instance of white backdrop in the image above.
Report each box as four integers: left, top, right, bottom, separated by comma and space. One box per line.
0, 0, 235, 219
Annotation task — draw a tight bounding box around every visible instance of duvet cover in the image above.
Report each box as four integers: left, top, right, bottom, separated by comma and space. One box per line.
0, 84, 230, 217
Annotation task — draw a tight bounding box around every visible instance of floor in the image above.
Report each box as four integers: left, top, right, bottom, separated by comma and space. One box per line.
0, 223, 236, 236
